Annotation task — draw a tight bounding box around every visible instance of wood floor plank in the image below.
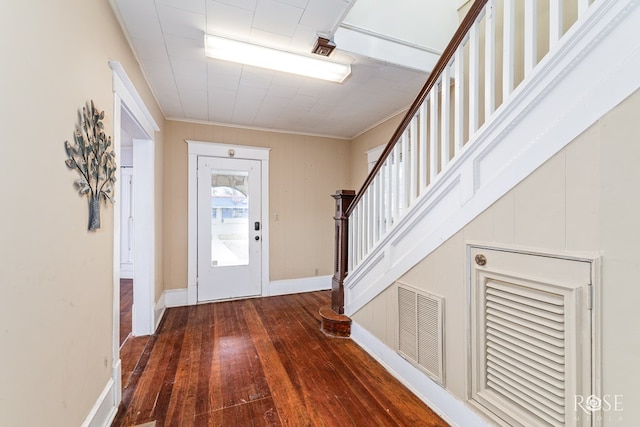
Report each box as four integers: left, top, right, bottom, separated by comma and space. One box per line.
164, 306, 203, 425
242, 300, 318, 426
250, 295, 352, 425
120, 279, 133, 346
112, 291, 448, 427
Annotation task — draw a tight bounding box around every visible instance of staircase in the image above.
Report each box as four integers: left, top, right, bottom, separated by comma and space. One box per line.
337, 0, 640, 317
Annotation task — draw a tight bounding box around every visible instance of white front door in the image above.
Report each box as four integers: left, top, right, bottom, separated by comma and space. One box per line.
197, 156, 262, 302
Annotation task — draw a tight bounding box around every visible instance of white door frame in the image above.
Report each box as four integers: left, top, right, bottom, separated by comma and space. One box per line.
187, 141, 270, 305
119, 166, 134, 279
131, 137, 155, 336
110, 61, 159, 405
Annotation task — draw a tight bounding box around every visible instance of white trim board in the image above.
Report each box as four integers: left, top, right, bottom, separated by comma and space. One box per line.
107, 61, 158, 426
157, 278, 327, 312
345, 0, 640, 316
161, 288, 189, 308
109, 61, 159, 136
186, 141, 270, 305
80, 378, 118, 427
269, 275, 332, 296
350, 322, 490, 427
152, 288, 189, 329
132, 138, 156, 337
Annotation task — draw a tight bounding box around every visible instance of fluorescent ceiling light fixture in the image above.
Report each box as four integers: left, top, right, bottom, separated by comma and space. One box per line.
205, 34, 351, 83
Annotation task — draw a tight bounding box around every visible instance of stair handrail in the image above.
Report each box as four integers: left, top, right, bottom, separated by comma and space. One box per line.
345, 0, 488, 218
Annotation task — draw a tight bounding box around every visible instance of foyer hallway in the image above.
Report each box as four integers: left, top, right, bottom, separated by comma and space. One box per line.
112, 291, 447, 426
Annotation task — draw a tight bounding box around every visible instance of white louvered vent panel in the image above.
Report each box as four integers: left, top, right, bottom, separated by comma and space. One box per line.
418, 294, 442, 379
398, 286, 417, 361
397, 283, 444, 385
485, 279, 567, 425
469, 246, 593, 427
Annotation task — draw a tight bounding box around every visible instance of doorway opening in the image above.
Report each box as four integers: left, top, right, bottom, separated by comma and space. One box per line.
110, 61, 160, 406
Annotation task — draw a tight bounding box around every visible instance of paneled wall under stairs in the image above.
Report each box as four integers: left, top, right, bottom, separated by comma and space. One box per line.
352, 86, 640, 425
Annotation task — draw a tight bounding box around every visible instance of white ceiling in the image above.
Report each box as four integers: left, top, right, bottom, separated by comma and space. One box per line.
110, 0, 458, 139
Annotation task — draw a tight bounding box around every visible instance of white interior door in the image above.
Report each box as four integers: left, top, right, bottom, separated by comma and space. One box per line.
119, 167, 134, 279
197, 156, 262, 302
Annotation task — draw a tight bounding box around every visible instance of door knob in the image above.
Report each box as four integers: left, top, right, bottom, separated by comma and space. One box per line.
255, 236, 260, 241
475, 254, 487, 266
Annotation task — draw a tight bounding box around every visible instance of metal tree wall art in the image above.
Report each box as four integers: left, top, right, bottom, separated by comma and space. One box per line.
64, 100, 117, 231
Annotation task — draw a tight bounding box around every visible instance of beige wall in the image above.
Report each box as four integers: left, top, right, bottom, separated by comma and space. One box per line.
163, 121, 351, 287
0, 0, 164, 425
348, 112, 406, 190
353, 87, 640, 423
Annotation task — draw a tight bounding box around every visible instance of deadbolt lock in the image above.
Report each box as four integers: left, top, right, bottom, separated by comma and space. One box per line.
475, 254, 487, 266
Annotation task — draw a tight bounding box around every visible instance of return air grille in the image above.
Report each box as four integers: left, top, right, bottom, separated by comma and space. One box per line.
398, 283, 444, 385
485, 280, 566, 425
469, 246, 593, 427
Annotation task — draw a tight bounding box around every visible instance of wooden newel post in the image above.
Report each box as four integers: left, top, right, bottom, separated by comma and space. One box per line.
331, 189, 356, 314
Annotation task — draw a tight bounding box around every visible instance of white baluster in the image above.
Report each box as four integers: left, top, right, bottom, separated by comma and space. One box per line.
367, 187, 373, 252
419, 103, 428, 188
390, 151, 396, 225
430, 91, 439, 181
392, 144, 401, 221
410, 114, 419, 203
549, 0, 564, 49
469, 21, 479, 135
524, 0, 538, 77
380, 160, 387, 235
356, 202, 363, 264
384, 154, 393, 230
352, 207, 358, 267
441, 65, 451, 168
369, 182, 375, 249
358, 202, 364, 262
578, 0, 590, 19
363, 191, 369, 253
485, 0, 496, 117
348, 214, 353, 271
454, 47, 465, 154
373, 174, 380, 243
401, 132, 409, 211
503, 0, 515, 100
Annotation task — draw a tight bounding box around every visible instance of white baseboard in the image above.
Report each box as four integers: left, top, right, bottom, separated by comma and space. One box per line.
269, 275, 332, 296
112, 358, 122, 415
81, 377, 118, 427
350, 321, 490, 427
154, 294, 166, 332
153, 288, 188, 331
164, 288, 189, 307
119, 266, 133, 279
159, 278, 328, 311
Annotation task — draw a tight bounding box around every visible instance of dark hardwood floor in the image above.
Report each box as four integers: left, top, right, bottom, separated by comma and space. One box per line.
120, 279, 133, 347
120, 278, 154, 391
112, 291, 448, 427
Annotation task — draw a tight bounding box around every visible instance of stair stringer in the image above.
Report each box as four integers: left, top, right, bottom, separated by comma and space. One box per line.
344, 0, 640, 317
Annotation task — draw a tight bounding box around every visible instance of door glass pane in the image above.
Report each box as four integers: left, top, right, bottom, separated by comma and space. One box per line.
210, 170, 249, 267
